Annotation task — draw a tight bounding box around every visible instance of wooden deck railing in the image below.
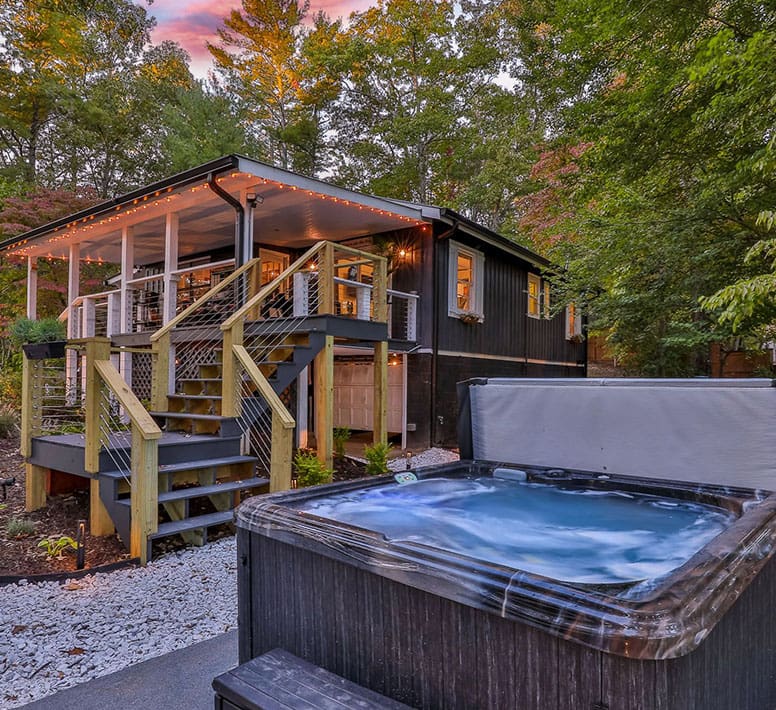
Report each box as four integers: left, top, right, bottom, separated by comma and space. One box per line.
85, 337, 162, 565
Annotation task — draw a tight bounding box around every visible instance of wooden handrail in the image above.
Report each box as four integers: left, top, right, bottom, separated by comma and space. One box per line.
233, 345, 295, 429
221, 242, 326, 331
151, 256, 260, 342
94, 360, 162, 439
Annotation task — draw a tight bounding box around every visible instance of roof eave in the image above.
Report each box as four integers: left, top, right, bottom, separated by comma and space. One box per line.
0, 155, 240, 252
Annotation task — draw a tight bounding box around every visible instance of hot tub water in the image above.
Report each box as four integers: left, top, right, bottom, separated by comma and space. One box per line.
297, 476, 734, 585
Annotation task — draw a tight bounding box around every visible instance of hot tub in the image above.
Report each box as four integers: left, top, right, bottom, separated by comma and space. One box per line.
235, 379, 776, 709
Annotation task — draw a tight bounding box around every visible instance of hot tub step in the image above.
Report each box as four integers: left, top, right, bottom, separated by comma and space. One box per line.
212, 648, 412, 710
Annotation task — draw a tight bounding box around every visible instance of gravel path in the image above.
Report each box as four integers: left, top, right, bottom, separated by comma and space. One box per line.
0, 537, 238, 709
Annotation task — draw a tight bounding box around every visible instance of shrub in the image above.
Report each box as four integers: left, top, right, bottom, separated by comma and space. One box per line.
0, 408, 17, 437
364, 441, 392, 475
7, 517, 35, 538
294, 450, 333, 487
9, 317, 65, 346
333, 427, 351, 459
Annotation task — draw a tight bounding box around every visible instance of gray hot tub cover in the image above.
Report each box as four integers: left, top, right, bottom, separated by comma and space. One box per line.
465, 378, 776, 490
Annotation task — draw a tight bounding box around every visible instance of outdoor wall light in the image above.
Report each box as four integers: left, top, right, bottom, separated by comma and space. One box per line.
245, 191, 265, 208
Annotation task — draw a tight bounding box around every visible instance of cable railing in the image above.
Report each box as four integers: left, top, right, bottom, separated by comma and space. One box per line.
21, 345, 85, 454
148, 257, 260, 411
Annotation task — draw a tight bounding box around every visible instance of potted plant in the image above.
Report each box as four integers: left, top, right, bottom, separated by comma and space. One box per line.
457, 311, 483, 325
12, 317, 67, 359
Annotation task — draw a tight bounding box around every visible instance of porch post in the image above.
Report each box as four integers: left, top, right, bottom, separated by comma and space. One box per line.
372, 256, 389, 446
67, 245, 80, 400
120, 226, 134, 386
314, 335, 334, 472
162, 212, 179, 324
67, 244, 80, 337
26, 257, 37, 319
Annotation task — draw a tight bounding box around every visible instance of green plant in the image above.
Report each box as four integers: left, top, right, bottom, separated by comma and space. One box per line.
38, 535, 78, 559
333, 427, 351, 459
7, 517, 35, 538
10, 317, 66, 346
0, 408, 17, 437
293, 449, 333, 487
364, 441, 393, 475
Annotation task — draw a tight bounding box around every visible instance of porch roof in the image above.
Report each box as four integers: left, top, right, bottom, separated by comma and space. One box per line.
0, 155, 427, 265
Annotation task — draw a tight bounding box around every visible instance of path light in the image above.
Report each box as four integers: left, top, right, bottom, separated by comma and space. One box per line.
76, 520, 86, 570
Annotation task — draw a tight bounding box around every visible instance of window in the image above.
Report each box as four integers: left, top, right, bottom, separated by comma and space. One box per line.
527, 273, 551, 319
448, 241, 484, 321
565, 303, 583, 340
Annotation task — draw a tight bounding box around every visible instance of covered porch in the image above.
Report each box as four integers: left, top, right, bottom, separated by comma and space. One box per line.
9, 156, 429, 563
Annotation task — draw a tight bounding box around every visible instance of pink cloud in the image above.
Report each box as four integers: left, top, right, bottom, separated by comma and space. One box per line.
146, 0, 373, 78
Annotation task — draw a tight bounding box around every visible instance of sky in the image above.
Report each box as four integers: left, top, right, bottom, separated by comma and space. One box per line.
145, 1, 374, 77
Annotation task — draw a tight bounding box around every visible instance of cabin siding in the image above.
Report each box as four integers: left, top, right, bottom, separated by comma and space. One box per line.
434, 236, 584, 366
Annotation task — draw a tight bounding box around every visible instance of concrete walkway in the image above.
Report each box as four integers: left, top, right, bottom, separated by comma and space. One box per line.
21, 631, 238, 710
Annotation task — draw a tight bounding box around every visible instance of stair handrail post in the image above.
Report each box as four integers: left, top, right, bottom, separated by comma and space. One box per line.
21, 347, 47, 513
221, 320, 244, 418
84, 337, 112, 473
20, 348, 43, 459
151, 331, 171, 411
131, 424, 158, 565
93, 359, 161, 565
318, 242, 335, 315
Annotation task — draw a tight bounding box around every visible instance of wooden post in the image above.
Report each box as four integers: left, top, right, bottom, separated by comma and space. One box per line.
317, 243, 335, 315
84, 337, 111, 473
373, 340, 388, 446
90, 478, 114, 537
270, 411, 293, 492
150, 332, 170, 411
130, 426, 158, 565
314, 335, 334, 472
21, 354, 42, 458
372, 256, 388, 323
25, 463, 47, 512
221, 321, 244, 417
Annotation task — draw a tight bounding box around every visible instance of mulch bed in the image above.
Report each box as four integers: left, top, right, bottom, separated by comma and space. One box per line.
332, 455, 369, 482
0, 434, 129, 577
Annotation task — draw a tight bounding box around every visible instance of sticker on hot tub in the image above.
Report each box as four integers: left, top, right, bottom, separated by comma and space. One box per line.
394, 472, 417, 485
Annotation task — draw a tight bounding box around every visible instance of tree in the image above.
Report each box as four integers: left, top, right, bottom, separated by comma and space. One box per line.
511, 1, 776, 374
208, 0, 327, 172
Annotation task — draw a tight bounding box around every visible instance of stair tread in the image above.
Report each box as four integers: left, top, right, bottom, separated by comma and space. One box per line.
150, 411, 231, 421
151, 510, 235, 538
177, 378, 223, 384
169, 394, 223, 400
116, 477, 269, 505
100, 455, 257, 479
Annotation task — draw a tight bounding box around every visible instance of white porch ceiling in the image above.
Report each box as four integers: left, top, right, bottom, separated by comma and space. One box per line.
7, 158, 427, 266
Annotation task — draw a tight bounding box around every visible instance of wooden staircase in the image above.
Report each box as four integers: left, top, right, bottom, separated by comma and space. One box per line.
97, 328, 327, 558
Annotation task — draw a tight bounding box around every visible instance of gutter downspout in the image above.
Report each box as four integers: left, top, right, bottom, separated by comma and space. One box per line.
208, 173, 246, 267
431, 223, 457, 447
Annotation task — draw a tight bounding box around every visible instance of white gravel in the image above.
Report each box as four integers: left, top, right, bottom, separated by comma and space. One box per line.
0, 448, 460, 709
0, 536, 238, 709
387, 447, 459, 472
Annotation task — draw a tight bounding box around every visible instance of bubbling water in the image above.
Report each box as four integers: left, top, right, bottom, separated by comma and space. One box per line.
297, 477, 735, 584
